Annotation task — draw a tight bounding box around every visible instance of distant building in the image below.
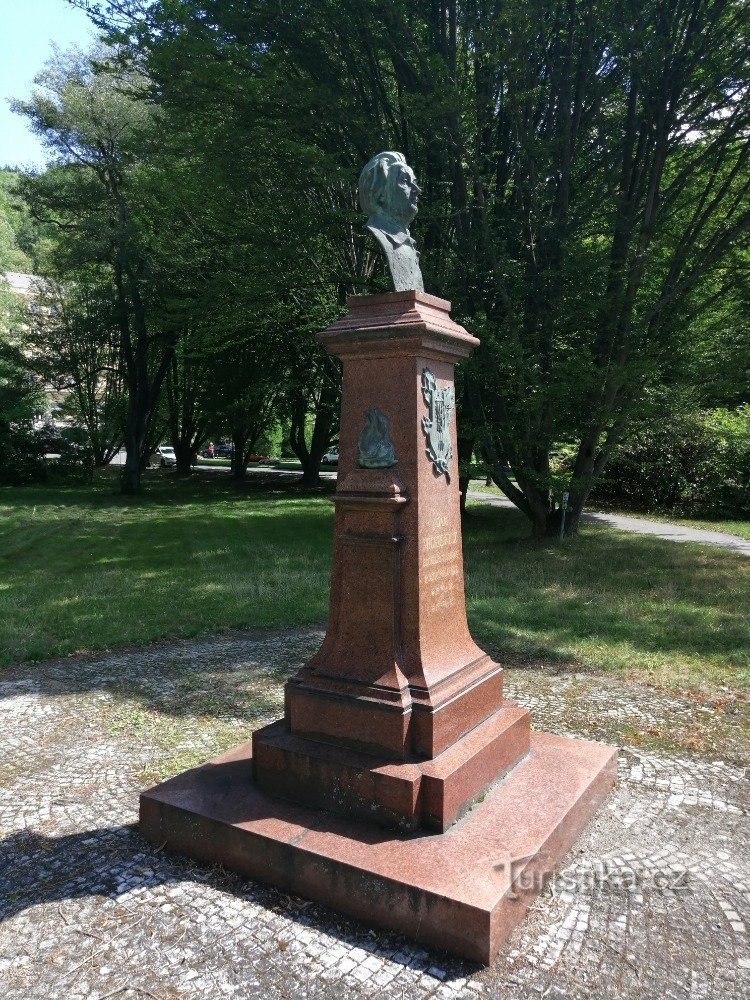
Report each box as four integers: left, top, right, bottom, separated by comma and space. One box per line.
2, 270, 46, 301
1, 270, 54, 324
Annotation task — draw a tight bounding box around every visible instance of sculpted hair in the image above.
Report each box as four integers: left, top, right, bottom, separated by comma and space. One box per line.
358, 151, 407, 216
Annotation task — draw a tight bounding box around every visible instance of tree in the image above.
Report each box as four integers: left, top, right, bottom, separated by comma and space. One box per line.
0, 281, 48, 484
27, 276, 127, 465
287, 350, 340, 485
81, 0, 750, 531
14, 48, 176, 494
0, 173, 31, 272
164, 326, 211, 474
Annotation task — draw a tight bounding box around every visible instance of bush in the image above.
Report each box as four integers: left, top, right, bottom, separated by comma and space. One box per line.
39, 425, 95, 484
0, 425, 94, 486
593, 408, 750, 517
0, 427, 48, 485
0, 323, 51, 484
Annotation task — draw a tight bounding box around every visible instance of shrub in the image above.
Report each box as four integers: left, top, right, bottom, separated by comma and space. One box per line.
593, 408, 750, 516
0, 425, 94, 487
39, 425, 95, 485
0, 427, 48, 485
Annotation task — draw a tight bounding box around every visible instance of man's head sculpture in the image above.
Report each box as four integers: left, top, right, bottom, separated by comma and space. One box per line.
358, 151, 424, 293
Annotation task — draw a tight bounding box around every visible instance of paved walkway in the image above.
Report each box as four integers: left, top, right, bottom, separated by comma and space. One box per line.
1, 628, 748, 999
466, 492, 750, 555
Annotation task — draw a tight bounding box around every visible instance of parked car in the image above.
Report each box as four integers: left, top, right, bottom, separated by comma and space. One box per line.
246, 454, 272, 463
322, 449, 339, 465
214, 442, 233, 458
151, 445, 176, 468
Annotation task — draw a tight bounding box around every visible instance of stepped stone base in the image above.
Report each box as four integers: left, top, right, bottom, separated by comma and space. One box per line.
139, 732, 617, 965
285, 657, 506, 760
253, 701, 531, 832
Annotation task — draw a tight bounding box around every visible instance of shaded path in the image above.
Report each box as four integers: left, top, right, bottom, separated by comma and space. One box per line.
466, 491, 750, 555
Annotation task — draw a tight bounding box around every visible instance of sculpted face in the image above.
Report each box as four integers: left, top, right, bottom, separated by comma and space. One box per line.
386, 162, 421, 227
358, 151, 425, 291
358, 152, 422, 231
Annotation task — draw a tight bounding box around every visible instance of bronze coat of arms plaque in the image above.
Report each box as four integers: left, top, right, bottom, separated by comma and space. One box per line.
421, 368, 454, 481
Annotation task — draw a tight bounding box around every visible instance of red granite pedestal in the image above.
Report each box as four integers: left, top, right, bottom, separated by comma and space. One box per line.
140, 291, 617, 964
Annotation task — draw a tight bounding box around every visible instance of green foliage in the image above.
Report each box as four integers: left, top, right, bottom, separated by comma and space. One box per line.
594, 408, 750, 517
25, 275, 128, 465
44, 425, 96, 484
0, 171, 38, 272
0, 428, 48, 486
99, 0, 750, 531
12, 3, 750, 513
13, 49, 178, 493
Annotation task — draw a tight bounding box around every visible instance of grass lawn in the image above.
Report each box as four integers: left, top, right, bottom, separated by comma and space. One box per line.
1, 471, 747, 697
464, 502, 748, 694
685, 519, 750, 541
0, 471, 332, 667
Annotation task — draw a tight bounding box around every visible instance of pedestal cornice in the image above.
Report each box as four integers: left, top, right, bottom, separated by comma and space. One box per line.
317, 291, 479, 361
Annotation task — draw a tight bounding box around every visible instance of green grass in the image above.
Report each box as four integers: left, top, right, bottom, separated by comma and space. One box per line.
466, 479, 513, 494
463, 503, 749, 693
0, 471, 332, 666
1, 472, 747, 696
686, 519, 750, 541
469, 483, 750, 540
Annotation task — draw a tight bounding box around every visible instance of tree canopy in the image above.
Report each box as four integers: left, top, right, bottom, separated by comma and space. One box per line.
13, 0, 749, 525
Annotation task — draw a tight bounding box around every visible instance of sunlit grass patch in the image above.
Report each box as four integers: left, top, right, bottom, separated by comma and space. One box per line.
463, 503, 749, 694
0, 470, 332, 666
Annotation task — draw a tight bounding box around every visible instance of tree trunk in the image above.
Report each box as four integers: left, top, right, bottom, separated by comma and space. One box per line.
459, 475, 469, 515
457, 426, 474, 516
121, 400, 146, 494
231, 430, 248, 479
287, 351, 340, 487
299, 460, 323, 485
174, 442, 193, 475
166, 348, 208, 477
288, 393, 336, 486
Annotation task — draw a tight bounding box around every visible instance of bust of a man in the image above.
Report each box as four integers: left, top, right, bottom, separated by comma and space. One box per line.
358, 151, 424, 292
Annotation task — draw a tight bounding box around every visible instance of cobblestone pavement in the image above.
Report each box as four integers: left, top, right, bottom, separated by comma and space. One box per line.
1, 628, 748, 999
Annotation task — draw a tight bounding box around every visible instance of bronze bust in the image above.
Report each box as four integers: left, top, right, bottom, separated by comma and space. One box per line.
358, 151, 424, 292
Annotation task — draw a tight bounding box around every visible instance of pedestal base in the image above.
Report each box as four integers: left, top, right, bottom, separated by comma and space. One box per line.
139, 733, 617, 965
253, 701, 530, 832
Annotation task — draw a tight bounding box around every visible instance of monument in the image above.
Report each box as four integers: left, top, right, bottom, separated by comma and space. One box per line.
140, 153, 616, 964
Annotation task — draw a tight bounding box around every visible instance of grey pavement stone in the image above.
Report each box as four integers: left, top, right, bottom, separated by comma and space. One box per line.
0, 628, 748, 999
